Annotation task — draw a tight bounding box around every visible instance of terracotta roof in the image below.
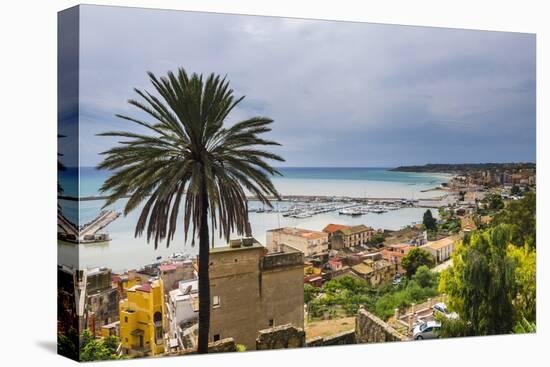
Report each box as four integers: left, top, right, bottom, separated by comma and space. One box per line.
323, 224, 349, 234
381, 249, 406, 258
388, 243, 413, 250
302, 231, 326, 240
159, 264, 178, 272
269, 227, 327, 240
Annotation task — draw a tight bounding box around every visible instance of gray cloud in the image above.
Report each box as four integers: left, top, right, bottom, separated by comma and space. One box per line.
75, 5, 536, 167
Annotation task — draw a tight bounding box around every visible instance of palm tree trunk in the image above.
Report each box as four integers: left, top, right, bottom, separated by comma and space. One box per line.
197, 179, 210, 354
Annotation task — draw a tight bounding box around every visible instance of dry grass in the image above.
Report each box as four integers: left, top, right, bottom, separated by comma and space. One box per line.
305, 317, 355, 340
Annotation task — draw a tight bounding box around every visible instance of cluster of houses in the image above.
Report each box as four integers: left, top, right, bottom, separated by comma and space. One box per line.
58, 220, 459, 358
449, 167, 535, 190
58, 238, 306, 357
265, 223, 457, 288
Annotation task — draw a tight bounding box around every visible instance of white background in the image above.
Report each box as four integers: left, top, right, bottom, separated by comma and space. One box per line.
0, 0, 547, 365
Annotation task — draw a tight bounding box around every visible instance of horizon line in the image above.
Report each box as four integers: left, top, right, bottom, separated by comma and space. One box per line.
65, 162, 536, 170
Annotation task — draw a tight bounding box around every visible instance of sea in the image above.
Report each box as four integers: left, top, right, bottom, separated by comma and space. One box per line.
58, 167, 450, 272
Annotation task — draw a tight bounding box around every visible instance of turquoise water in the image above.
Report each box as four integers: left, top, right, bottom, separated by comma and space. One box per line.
58, 167, 449, 272
59, 166, 449, 198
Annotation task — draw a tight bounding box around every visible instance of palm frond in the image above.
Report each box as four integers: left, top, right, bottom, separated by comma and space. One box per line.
97, 67, 284, 248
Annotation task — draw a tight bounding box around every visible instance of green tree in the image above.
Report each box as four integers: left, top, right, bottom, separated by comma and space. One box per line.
486, 194, 504, 210
102, 335, 119, 355
80, 338, 120, 362
439, 225, 517, 336
57, 327, 79, 361
76, 332, 121, 362
98, 68, 284, 353
423, 209, 437, 231
304, 284, 319, 304
80, 329, 93, 348
368, 232, 386, 246
513, 317, 536, 334
436, 318, 472, 338
373, 267, 439, 320
401, 248, 435, 277
507, 244, 536, 322
492, 192, 536, 248
411, 265, 438, 288
510, 185, 521, 196
438, 207, 454, 221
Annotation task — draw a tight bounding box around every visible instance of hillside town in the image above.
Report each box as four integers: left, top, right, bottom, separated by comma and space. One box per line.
57, 166, 536, 360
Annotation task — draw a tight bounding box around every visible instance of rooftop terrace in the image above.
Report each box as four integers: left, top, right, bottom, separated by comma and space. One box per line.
268, 227, 327, 240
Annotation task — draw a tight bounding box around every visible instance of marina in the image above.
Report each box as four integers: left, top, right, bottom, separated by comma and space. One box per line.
251, 198, 415, 218
57, 168, 453, 272
57, 210, 121, 243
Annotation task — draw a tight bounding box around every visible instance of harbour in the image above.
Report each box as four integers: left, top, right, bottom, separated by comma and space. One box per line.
57, 167, 453, 272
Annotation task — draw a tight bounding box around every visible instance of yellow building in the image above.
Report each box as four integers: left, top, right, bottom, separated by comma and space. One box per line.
304, 261, 321, 276
119, 278, 165, 357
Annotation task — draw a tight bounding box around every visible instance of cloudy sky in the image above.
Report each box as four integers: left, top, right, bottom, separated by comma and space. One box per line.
73, 5, 535, 167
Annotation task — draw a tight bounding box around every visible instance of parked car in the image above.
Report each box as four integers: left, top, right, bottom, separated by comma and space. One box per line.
392, 274, 402, 285
413, 321, 441, 340
432, 302, 458, 320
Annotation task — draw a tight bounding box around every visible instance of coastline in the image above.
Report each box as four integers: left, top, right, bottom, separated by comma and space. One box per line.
58, 168, 453, 272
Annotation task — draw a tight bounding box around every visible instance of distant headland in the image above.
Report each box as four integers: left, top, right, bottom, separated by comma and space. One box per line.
390, 162, 536, 174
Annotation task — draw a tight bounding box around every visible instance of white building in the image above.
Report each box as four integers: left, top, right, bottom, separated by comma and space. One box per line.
266, 227, 329, 256
168, 279, 199, 328
421, 236, 456, 263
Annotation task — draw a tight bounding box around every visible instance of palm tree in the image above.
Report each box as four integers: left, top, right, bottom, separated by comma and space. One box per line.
58, 134, 66, 195
97, 68, 284, 353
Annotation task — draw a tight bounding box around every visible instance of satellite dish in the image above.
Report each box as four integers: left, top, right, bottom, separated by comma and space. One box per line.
183, 284, 193, 295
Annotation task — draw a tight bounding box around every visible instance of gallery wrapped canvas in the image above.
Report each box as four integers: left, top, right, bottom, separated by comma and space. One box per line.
57, 4, 536, 362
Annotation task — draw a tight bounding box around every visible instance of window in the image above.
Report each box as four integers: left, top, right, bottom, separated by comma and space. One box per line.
268, 319, 274, 327
124, 316, 128, 323
213, 334, 220, 342
153, 312, 163, 343
212, 296, 221, 308
154, 312, 162, 323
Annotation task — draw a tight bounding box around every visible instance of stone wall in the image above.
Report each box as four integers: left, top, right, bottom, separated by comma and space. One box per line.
355, 309, 408, 343
306, 330, 356, 347
209, 246, 264, 350
208, 338, 237, 353
256, 324, 305, 350
261, 244, 304, 270
168, 338, 237, 356
209, 244, 304, 350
